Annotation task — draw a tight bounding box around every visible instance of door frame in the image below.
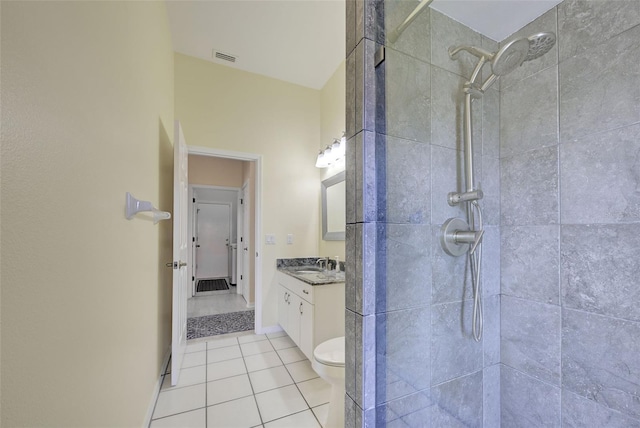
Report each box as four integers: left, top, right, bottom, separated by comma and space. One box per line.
188, 146, 263, 333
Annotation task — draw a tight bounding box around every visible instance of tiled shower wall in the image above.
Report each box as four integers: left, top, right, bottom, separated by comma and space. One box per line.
500, 1, 640, 426
347, 0, 640, 427
345, 1, 501, 425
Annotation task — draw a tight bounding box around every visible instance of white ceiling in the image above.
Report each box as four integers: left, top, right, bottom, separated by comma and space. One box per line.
165, 0, 561, 90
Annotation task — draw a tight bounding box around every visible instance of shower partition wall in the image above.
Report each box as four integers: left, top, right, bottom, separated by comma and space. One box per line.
346, 0, 640, 427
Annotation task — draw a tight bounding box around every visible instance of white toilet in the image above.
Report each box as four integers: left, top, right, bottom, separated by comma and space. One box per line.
312, 337, 345, 428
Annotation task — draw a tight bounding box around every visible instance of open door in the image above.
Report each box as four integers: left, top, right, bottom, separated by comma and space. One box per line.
171, 120, 189, 385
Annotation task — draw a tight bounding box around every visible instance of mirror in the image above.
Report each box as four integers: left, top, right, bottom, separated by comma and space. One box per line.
322, 171, 346, 240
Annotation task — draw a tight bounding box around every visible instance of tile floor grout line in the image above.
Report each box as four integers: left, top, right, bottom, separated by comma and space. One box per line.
238, 335, 265, 427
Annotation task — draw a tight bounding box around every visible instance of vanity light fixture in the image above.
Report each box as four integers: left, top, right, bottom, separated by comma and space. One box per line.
315, 134, 346, 168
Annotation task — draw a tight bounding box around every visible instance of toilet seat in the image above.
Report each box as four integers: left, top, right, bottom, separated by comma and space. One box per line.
313, 336, 345, 367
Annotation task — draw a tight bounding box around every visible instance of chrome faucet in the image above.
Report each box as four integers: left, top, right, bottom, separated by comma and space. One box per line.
316, 257, 329, 270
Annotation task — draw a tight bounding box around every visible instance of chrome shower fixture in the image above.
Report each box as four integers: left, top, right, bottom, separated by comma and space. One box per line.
441, 31, 556, 342
448, 32, 557, 93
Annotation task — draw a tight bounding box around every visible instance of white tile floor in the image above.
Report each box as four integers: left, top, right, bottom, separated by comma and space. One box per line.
150, 331, 330, 428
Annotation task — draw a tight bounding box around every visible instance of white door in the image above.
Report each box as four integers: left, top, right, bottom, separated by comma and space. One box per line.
242, 189, 251, 304
195, 203, 230, 280
171, 121, 189, 386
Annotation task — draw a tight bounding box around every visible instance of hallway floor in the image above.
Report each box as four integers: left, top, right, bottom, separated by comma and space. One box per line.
149, 331, 330, 428
187, 291, 249, 318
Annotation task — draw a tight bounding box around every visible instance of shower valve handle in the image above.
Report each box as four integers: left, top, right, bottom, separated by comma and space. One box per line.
441, 218, 484, 257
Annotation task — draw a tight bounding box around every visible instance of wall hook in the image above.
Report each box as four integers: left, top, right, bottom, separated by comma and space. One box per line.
125, 192, 171, 224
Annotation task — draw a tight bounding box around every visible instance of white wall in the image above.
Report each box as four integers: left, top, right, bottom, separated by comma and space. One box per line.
1, 2, 174, 426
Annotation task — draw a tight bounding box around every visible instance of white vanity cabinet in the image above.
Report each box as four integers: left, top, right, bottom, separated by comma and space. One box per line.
276, 271, 345, 361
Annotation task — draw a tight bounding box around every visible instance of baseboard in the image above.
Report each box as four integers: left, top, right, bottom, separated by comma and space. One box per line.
143, 346, 171, 427
245, 302, 255, 309
257, 324, 283, 335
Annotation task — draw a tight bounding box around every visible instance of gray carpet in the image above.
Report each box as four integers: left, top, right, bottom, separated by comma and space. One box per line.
187, 310, 254, 339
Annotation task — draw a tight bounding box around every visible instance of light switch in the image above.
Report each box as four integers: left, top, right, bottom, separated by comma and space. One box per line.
287, 234, 294, 244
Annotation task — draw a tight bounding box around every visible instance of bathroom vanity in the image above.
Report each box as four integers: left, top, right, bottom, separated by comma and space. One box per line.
276, 259, 345, 361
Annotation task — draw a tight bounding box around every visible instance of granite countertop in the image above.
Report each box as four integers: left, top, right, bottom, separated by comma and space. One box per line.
277, 258, 346, 286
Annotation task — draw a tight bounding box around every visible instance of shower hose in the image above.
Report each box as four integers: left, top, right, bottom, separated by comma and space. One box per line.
469, 200, 483, 342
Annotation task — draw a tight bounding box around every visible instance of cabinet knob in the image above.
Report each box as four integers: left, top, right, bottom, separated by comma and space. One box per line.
299, 302, 303, 314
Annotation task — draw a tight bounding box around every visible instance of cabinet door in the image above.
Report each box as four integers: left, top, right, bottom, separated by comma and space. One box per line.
277, 285, 289, 333
287, 293, 301, 346
299, 299, 315, 360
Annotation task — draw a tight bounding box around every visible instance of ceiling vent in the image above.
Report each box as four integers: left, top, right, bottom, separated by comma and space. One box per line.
213, 50, 237, 63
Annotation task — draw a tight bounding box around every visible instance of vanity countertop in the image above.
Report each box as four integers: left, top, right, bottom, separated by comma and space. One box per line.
277, 258, 345, 286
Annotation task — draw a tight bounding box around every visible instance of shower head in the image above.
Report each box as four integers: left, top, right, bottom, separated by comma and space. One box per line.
491, 31, 557, 76
491, 37, 530, 76
524, 32, 556, 61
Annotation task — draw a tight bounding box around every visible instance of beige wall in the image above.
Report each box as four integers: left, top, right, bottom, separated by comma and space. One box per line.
175, 53, 322, 328
189, 154, 245, 188
0, 2, 174, 426
319, 61, 346, 261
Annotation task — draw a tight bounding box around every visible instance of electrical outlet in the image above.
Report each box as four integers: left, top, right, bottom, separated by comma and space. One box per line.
265, 234, 276, 245
287, 234, 294, 244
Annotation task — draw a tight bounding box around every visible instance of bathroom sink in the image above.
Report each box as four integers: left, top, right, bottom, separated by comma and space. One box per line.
292, 266, 324, 273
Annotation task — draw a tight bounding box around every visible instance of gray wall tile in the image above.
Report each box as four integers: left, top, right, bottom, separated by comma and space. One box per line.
384, 48, 431, 143
559, 25, 640, 142
501, 365, 561, 428
346, 0, 357, 56
356, 0, 383, 45
500, 66, 559, 158
355, 131, 377, 223
501, 296, 561, 386
560, 123, 640, 224
346, 309, 357, 400
481, 155, 501, 227
431, 300, 483, 385
377, 135, 431, 224
501, 146, 559, 226
345, 393, 357, 428
355, 222, 377, 316
377, 390, 433, 426
346, 51, 356, 139
483, 365, 501, 428
356, 313, 377, 409
482, 88, 500, 159
384, 0, 430, 62
430, 10, 483, 79
430, 66, 465, 151
430, 144, 465, 225
561, 224, 640, 322
355, 39, 378, 134
376, 307, 431, 404
484, 294, 500, 366
500, 8, 559, 91
481, 226, 500, 297
346, 135, 356, 225
562, 308, 640, 419
376, 223, 431, 313
562, 389, 640, 428
501, 225, 560, 305
346, 224, 356, 312
558, 0, 640, 61
431, 370, 483, 427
